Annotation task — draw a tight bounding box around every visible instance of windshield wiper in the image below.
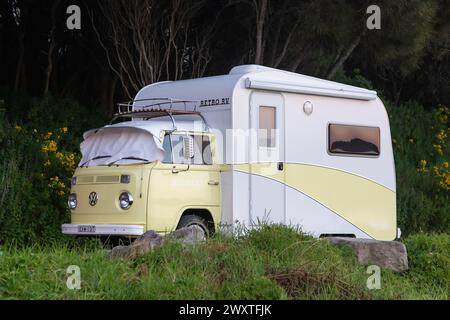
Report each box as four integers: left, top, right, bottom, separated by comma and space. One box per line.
107, 156, 150, 166
80, 155, 112, 167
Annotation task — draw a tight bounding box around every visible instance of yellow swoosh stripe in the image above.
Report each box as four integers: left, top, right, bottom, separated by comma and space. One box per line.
234, 163, 396, 240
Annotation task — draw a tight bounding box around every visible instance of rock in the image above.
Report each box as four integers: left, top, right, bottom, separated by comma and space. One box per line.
110, 227, 203, 259
327, 237, 409, 272
126, 230, 164, 259
109, 245, 130, 258
166, 225, 206, 245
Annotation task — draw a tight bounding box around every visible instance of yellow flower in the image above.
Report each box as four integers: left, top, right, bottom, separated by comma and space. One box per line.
44, 132, 53, 139
56, 152, 64, 160
438, 115, 448, 124
432, 166, 441, 176
47, 141, 57, 152
62, 127, 68, 134
443, 162, 449, 169
418, 160, 428, 172
436, 130, 447, 142
433, 144, 443, 156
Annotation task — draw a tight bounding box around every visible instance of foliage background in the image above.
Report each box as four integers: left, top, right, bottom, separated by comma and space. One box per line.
0, 1, 448, 244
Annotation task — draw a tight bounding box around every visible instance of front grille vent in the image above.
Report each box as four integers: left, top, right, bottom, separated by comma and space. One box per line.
77, 175, 120, 184
95, 175, 120, 183
77, 176, 95, 184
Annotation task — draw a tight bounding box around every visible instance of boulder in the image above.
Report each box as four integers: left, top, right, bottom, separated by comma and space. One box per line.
109, 245, 131, 259
110, 226, 203, 259
327, 237, 409, 272
166, 225, 206, 244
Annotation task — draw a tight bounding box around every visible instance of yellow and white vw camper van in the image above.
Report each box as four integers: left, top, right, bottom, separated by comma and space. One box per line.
62, 65, 399, 240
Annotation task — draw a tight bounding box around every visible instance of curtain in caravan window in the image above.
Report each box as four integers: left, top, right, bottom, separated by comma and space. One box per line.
328, 124, 380, 156
259, 106, 276, 148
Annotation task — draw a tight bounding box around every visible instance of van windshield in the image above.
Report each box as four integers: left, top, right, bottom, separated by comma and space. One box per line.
79, 127, 165, 167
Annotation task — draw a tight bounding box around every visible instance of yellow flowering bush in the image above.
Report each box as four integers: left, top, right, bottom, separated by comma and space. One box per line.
38, 127, 80, 199
1, 96, 105, 244
417, 105, 450, 191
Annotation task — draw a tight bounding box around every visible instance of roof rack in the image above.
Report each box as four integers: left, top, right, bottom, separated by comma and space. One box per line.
111, 98, 209, 131
116, 98, 200, 114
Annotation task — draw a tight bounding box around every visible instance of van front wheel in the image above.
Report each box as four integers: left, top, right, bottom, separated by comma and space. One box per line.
176, 215, 210, 240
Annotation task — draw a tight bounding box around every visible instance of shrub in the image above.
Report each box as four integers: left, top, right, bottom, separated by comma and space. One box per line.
0, 95, 101, 245
386, 101, 450, 234
0, 114, 62, 244
404, 233, 450, 291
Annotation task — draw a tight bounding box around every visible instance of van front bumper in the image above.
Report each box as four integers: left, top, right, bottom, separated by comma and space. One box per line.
61, 224, 144, 236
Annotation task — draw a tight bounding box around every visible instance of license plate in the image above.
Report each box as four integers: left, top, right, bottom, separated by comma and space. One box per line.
78, 225, 96, 233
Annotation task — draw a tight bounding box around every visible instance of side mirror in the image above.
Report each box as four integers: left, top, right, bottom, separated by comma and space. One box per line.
182, 135, 194, 159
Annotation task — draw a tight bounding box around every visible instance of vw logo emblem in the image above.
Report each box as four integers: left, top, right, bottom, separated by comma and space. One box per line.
88, 192, 98, 206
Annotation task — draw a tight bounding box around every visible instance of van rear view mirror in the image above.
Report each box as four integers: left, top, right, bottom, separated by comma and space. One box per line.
182, 135, 194, 159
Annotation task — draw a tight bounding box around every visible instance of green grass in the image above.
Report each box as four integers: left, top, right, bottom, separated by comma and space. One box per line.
0, 225, 448, 300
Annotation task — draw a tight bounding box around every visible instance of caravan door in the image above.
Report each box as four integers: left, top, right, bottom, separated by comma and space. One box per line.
249, 92, 285, 226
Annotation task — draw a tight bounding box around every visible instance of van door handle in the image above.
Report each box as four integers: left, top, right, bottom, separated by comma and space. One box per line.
208, 180, 219, 186
172, 164, 190, 174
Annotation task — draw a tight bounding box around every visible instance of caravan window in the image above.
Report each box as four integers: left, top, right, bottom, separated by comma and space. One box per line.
259, 106, 276, 148
328, 124, 380, 156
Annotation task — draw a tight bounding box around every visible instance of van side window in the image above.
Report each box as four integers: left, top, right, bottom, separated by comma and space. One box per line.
259, 106, 276, 148
170, 134, 213, 165
201, 135, 213, 165
162, 134, 173, 163
328, 124, 380, 156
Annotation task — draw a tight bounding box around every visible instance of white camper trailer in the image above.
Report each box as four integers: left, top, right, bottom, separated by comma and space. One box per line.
63, 65, 397, 241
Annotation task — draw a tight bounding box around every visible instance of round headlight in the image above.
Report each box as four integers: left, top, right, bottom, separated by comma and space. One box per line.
119, 192, 133, 210
68, 193, 77, 209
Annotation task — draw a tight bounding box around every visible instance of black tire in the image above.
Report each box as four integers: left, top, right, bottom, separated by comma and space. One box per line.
176, 214, 211, 239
